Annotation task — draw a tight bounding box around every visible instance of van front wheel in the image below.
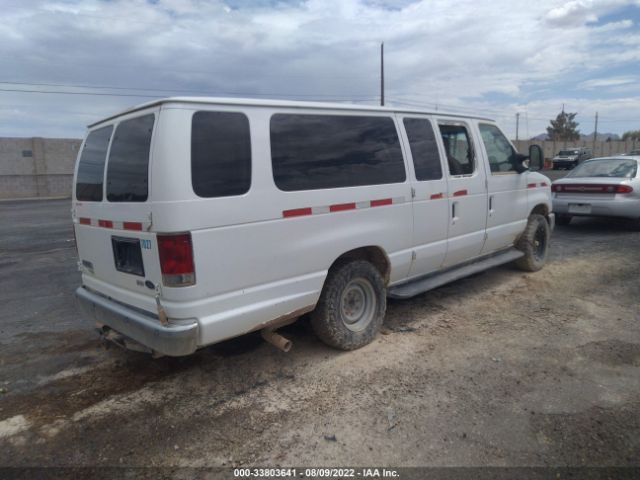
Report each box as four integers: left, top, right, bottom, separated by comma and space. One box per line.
311, 260, 386, 350
514, 214, 550, 272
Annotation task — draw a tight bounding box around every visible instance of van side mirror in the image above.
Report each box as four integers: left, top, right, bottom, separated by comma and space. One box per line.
528, 144, 544, 172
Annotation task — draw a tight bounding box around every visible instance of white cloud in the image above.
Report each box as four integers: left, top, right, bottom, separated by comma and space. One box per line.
579, 76, 637, 88
545, 0, 598, 25
0, 0, 639, 137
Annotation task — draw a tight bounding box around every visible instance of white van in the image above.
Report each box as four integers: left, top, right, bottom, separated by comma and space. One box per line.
73, 97, 553, 356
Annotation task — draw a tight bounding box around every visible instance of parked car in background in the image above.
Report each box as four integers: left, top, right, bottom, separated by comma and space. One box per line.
625, 149, 640, 156
551, 157, 640, 228
552, 147, 592, 170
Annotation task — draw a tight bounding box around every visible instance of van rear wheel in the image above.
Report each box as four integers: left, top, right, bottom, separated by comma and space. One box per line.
311, 260, 386, 350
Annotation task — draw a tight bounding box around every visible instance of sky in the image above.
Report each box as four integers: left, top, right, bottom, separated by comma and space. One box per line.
1, 0, 640, 139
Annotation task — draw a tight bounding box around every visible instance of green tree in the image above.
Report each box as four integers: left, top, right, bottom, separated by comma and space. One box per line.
546, 110, 580, 141
622, 130, 640, 141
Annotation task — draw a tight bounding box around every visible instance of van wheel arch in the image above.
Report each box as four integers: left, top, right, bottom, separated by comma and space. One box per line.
530, 204, 550, 224
328, 246, 391, 286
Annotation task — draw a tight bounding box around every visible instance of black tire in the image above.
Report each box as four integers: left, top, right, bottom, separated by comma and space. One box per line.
311, 260, 386, 350
556, 214, 572, 226
514, 214, 550, 272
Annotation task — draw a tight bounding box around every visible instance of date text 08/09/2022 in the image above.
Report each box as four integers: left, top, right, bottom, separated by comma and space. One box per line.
233, 468, 400, 478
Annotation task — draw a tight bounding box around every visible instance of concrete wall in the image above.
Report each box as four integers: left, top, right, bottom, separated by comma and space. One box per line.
0, 138, 81, 199
513, 139, 639, 160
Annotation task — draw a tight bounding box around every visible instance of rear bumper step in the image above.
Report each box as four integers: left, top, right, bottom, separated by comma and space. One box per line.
76, 286, 199, 356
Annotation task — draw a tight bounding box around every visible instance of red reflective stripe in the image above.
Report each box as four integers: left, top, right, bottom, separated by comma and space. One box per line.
540, 182, 548, 187
527, 183, 537, 189
370, 198, 393, 207
98, 219, 113, 228
79, 217, 91, 225
330, 202, 356, 212
123, 222, 143, 231
452, 189, 468, 197
430, 193, 444, 200
283, 207, 312, 218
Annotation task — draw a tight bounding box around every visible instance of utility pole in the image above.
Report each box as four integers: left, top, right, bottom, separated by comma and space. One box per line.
515, 112, 520, 142
380, 42, 385, 106
593, 111, 598, 152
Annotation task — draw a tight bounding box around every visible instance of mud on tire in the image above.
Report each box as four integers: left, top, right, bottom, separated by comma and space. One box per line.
311, 260, 386, 350
514, 213, 550, 272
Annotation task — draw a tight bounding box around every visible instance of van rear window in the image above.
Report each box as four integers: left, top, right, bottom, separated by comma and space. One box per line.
106, 114, 154, 202
270, 114, 406, 191
191, 111, 251, 198
75, 126, 112, 201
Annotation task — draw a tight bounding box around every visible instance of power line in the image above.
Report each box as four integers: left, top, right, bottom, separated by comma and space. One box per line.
0, 88, 161, 98
0, 87, 379, 101
0, 84, 635, 131
0, 80, 377, 98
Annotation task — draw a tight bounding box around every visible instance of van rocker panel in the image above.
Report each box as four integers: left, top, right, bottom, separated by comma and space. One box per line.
388, 248, 525, 299
76, 286, 199, 356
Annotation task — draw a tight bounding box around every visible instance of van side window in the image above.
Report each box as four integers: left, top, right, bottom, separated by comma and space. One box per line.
106, 114, 154, 202
438, 124, 474, 176
479, 123, 518, 173
271, 114, 405, 191
191, 111, 251, 198
403, 118, 442, 181
76, 126, 112, 201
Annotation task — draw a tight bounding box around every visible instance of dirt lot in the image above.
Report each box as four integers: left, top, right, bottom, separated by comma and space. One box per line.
0, 192, 639, 471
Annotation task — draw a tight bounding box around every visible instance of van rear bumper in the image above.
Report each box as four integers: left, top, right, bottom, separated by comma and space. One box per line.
75, 286, 199, 356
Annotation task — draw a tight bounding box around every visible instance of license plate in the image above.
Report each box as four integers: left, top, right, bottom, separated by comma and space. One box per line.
568, 203, 591, 215
111, 236, 145, 276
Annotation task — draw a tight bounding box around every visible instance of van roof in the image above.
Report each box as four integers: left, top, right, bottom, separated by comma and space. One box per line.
88, 96, 494, 128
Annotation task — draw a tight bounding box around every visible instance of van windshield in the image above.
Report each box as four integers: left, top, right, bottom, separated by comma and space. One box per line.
106, 114, 155, 202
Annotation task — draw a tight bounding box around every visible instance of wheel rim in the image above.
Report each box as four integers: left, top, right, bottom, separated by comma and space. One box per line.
339, 277, 377, 332
533, 224, 547, 261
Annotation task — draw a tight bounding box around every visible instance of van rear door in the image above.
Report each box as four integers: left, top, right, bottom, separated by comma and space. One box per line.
73, 110, 161, 311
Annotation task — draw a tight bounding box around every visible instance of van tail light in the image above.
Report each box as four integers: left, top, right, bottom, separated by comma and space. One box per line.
157, 233, 195, 287
552, 184, 633, 194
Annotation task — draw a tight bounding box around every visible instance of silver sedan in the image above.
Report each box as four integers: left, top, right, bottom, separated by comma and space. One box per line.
551, 156, 640, 228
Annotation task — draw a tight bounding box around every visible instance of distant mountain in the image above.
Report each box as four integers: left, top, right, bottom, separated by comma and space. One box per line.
582, 132, 620, 141
529, 132, 621, 141
530, 133, 549, 141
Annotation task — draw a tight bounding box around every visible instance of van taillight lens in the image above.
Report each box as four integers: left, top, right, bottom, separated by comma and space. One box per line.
551, 184, 561, 192
157, 233, 195, 287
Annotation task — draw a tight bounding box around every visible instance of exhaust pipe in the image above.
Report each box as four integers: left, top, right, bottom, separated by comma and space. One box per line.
97, 325, 155, 355
261, 329, 292, 352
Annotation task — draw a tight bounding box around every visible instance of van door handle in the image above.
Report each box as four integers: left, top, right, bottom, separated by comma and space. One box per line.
452, 202, 457, 224
489, 195, 494, 215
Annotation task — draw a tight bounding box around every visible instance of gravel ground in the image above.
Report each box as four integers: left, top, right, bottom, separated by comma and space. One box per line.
0, 188, 639, 472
